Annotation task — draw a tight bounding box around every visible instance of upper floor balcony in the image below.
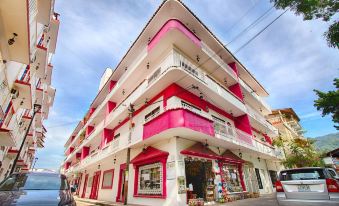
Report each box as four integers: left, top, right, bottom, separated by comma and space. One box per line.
0, 115, 22, 147
246, 105, 278, 136
0, 0, 37, 64
13, 65, 33, 110
36, 0, 54, 26
239, 79, 271, 114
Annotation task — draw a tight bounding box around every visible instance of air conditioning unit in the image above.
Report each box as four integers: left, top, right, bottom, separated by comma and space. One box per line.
11, 88, 19, 99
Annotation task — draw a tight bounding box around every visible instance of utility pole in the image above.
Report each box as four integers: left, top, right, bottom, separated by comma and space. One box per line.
124, 103, 134, 205
10, 104, 41, 175
31, 157, 38, 171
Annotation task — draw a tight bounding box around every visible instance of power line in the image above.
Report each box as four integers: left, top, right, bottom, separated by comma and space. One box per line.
224, 0, 261, 33
234, 10, 288, 54
226, 6, 274, 46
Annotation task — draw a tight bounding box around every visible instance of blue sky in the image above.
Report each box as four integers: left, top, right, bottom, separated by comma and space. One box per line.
35, 0, 339, 170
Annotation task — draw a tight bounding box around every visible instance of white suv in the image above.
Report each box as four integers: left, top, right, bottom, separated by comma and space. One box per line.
276, 167, 339, 206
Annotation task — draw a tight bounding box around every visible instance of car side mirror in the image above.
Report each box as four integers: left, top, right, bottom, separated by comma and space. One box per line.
70, 187, 76, 193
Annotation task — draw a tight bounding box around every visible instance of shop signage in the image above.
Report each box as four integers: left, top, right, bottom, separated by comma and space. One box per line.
167, 161, 176, 180
177, 176, 186, 194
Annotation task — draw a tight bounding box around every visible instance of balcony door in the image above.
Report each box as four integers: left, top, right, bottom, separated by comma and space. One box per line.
89, 171, 101, 199
81, 174, 89, 198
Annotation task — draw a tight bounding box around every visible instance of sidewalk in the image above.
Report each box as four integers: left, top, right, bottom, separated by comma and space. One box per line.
74, 196, 142, 206
74, 194, 277, 206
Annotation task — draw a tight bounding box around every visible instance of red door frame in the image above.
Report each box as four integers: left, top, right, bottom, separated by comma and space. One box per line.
76, 173, 82, 195
116, 163, 126, 202
81, 174, 89, 198
90, 171, 101, 200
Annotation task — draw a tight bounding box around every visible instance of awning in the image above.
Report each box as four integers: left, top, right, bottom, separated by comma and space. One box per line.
131, 146, 169, 165
220, 150, 244, 164
181, 142, 220, 160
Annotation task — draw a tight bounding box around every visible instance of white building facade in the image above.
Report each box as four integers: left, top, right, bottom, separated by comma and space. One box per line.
0, 0, 59, 180
62, 1, 284, 205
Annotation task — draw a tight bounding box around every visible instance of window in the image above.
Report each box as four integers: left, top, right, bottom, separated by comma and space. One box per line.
101, 169, 114, 189
138, 163, 163, 195
0, 173, 69, 191
145, 107, 160, 122
255, 168, 263, 189
181, 101, 202, 115
279, 169, 325, 181
220, 164, 243, 192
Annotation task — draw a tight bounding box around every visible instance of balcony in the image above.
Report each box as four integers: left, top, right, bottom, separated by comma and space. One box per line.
36, 0, 53, 25
65, 138, 120, 175
147, 49, 247, 116
143, 97, 281, 160
31, 44, 48, 79
0, 0, 36, 64
46, 15, 60, 54
239, 79, 271, 114
201, 42, 238, 81
246, 105, 278, 136
0, 114, 22, 147
13, 66, 32, 110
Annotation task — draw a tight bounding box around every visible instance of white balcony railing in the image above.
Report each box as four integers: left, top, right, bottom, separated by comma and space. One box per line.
239, 79, 271, 112
201, 42, 237, 81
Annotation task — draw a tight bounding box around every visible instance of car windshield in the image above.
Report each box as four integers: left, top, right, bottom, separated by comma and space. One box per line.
0, 173, 69, 191
279, 169, 325, 181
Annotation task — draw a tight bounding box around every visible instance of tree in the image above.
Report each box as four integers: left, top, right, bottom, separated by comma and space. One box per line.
271, 0, 339, 49
283, 138, 324, 168
314, 78, 339, 130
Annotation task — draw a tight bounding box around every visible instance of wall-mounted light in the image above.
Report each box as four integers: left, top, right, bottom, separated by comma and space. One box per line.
8, 33, 18, 45
98, 164, 100, 169
146, 62, 150, 70
204, 139, 209, 147
122, 89, 125, 95
257, 157, 261, 162
124, 67, 128, 71
113, 156, 116, 164
239, 152, 242, 158
196, 55, 200, 62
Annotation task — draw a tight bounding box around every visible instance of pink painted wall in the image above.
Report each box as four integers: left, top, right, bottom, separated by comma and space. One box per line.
86, 125, 94, 137
106, 101, 116, 116
81, 146, 90, 160
148, 19, 201, 52
100, 128, 114, 148
89, 108, 96, 117
228, 83, 243, 101
234, 114, 252, 135
228, 62, 238, 76
109, 81, 117, 93
263, 134, 273, 145
76, 152, 81, 159
143, 109, 215, 140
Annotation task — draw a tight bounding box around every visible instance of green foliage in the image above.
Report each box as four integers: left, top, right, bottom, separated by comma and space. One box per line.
314, 78, 339, 130
271, 0, 339, 49
283, 138, 324, 168
272, 136, 285, 147
313, 132, 339, 152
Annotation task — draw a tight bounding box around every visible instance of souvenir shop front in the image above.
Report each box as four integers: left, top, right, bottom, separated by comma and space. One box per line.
181, 143, 247, 205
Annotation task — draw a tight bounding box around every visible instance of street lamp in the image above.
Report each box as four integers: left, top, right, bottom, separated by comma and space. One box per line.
10, 104, 41, 174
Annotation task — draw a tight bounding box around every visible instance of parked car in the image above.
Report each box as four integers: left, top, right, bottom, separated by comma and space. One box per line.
276, 167, 339, 206
0, 172, 76, 206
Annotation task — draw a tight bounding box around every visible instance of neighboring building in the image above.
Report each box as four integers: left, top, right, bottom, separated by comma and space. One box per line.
267, 108, 304, 154
324, 148, 339, 173
0, 0, 59, 181
61, 1, 284, 205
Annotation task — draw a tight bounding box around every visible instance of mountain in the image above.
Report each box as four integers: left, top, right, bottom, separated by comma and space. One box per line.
312, 132, 339, 152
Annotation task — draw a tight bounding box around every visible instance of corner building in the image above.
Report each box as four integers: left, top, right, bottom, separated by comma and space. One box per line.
0, 0, 59, 180
62, 1, 284, 205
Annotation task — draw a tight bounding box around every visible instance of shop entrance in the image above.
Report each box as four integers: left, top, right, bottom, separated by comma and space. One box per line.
185, 159, 214, 201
